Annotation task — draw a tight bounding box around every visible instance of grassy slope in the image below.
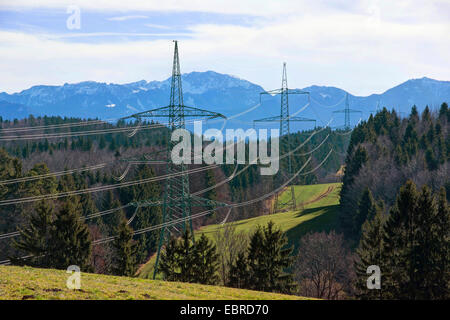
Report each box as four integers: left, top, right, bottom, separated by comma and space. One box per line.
0, 265, 310, 300
138, 183, 341, 279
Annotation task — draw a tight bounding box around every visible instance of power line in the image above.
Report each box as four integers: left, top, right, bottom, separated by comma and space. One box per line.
0, 118, 331, 212
0, 164, 221, 206
0, 148, 333, 266
99, 149, 332, 245
0, 118, 116, 133
254, 62, 314, 212
0, 121, 332, 242
0, 162, 109, 186
310, 94, 347, 109
0, 122, 166, 141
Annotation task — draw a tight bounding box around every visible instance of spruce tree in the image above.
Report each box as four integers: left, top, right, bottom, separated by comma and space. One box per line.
192, 234, 219, 285
159, 230, 195, 282
438, 102, 449, 121
159, 237, 182, 282
228, 251, 250, 289
340, 145, 368, 237
159, 231, 220, 285
353, 188, 378, 239
13, 200, 54, 267
111, 218, 137, 276
433, 188, 449, 299
204, 170, 218, 217
124, 165, 162, 263
380, 181, 449, 299
48, 199, 92, 270
204, 170, 217, 201
354, 210, 385, 299
246, 226, 265, 290
103, 198, 125, 232
178, 230, 195, 283
382, 180, 418, 299
246, 221, 296, 294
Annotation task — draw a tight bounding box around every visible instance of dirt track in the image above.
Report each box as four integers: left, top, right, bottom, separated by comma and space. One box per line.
299, 185, 335, 207
268, 184, 336, 213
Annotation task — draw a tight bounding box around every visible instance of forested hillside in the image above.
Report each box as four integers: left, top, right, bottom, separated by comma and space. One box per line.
0, 115, 348, 272
339, 103, 449, 242
2, 104, 446, 300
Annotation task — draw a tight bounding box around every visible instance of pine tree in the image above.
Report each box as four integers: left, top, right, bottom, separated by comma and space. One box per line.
111, 218, 137, 276
425, 147, 438, 170
13, 200, 54, 267
228, 251, 250, 289
192, 234, 219, 285
204, 169, 218, 218
48, 199, 92, 270
204, 170, 217, 201
80, 192, 97, 217
354, 210, 385, 299
0, 148, 22, 200
102, 198, 125, 234
124, 165, 161, 263
403, 123, 419, 158
434, 188, 450, 299
382, 180, 418, 299
159, 231, 220, 285
178, 230, 195, 283
353, 188, 378, 239
410, 105, 419, 122
159, 237, 182, 282
340, 145, 368, 236
380, 181, 449, 299
246, 226, 265, 290
99, 135, 106, 149
430, 187, 450, 299
413, 185, 438, 299
422, 105, 431, 123
439, 102, 448, 119
159, 230, 195, 282
245, 221, 296, 294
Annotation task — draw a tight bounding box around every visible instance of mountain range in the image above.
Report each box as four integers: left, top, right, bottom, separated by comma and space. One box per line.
1, 71, 449, 131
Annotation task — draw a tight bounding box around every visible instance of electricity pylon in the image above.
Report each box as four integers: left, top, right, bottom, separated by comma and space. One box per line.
121, 41, 227, 279
332, 93, 362, 130
253, 62, 314, 212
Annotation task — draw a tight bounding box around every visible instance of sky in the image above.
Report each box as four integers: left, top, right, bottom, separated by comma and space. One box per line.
0, 0, 449, 95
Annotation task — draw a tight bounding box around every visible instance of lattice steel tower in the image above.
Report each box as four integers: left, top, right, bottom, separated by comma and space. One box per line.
332, 93, 362, 130
254, 63, 315, 211
121, 41, 226, 279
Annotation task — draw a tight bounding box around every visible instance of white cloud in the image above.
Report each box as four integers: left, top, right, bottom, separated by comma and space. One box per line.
2, 0, 449, 21
144, 24, 171, 30
46, 32, 190, 39
0, 0, 449, 95
107, 15, 148, 21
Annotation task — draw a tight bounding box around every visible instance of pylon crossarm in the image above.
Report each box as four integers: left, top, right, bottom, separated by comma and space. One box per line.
190, 196, 229, 208
286, 89, 309, 95
260, 88, 309, 96
121, 105, 226, 121
131, 197, 228, 209
120, 155, 168, 165
254, 115, 316, 123
130, 199, 162, 208
333, 109, 362, 114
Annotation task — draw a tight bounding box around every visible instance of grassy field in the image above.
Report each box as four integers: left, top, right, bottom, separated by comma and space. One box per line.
138, 183, 341, 279
0, 265, 311, 300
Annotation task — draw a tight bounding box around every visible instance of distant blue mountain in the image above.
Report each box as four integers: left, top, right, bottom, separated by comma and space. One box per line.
0, 72, 449, 132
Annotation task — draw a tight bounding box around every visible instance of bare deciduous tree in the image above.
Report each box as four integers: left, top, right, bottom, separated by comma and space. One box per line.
213, 222, 249, 286
295, 231, 355, 300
